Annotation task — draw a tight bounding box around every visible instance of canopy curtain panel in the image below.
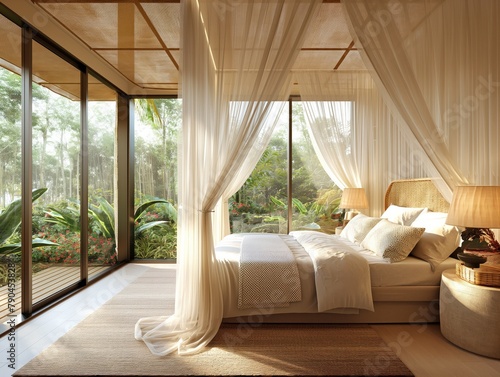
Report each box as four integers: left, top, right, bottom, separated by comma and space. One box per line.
211, 101, 286, 243
295, 70, 443, 215
135, 0, 321, 356
342, 0, 476, 200
297, 72, 364, 191
399, 0, 500, 187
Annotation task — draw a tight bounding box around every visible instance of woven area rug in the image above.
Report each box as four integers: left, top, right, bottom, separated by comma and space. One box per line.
15, 266, 413, 376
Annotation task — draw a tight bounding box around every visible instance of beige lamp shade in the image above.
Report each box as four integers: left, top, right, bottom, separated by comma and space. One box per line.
339, 188, 369, 209
446, 186, 500, 228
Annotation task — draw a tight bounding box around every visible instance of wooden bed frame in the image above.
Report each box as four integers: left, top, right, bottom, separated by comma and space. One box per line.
223, 178, 453, 324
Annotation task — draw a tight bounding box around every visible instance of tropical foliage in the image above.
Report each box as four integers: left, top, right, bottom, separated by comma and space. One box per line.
38, 196, 178, 263
1, 64, 341, 272
134, 225, 177, 259
229, 102, 342, 234
44, 197, 176, 240
0, 188, 58, 255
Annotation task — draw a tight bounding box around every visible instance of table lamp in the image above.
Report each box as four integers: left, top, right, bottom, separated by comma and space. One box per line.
446, 185, 500, 267
339, 188, 368, 224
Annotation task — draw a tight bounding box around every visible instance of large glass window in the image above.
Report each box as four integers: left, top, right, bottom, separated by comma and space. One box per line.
31, 41, 82, 305
88, 74, 118, 279
230, 105, 290, 234
0, 11, 124, 328
290, 102, 342, 234
134, 98, 180, 260
0, 15, 22, 324
231, 100, 343, 234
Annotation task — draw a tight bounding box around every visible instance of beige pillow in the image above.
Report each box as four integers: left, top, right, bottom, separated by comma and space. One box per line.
410, 211, 461, 270
381, 204, 427, 226
339, 213, 382, 244
361, 219, 425, 262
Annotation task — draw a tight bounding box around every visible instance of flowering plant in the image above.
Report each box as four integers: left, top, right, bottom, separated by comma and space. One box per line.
34, 227, 116, 265
229, 202, 252, 216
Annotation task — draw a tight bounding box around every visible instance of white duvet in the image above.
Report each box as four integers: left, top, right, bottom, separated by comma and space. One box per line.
290, 231, 374, 312
216, 231, 375, 318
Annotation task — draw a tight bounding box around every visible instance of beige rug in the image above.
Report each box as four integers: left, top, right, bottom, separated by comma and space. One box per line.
15, 266, 413, 376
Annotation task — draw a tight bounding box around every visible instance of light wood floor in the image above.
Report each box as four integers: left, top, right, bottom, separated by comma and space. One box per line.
1, 263, 499, 377
0, 265, 109, 323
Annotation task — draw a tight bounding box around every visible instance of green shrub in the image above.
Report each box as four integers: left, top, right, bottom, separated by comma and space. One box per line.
134, 225, 176, 260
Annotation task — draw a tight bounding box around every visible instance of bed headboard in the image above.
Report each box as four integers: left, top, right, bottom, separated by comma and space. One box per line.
384, 178, 450, 212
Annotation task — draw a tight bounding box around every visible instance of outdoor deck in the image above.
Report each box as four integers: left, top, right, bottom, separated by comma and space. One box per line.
0, 265, 109, 323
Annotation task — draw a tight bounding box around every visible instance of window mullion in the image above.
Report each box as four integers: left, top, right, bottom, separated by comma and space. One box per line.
21, 25, 33, 318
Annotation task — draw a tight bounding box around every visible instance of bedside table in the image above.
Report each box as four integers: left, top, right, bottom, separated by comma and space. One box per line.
440, 269, 500, 359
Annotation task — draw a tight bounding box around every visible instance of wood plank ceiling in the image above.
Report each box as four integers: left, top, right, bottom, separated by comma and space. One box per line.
29, 0, 365, 96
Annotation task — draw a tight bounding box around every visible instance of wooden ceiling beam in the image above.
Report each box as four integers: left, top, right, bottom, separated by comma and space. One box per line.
333, 40, 355, 70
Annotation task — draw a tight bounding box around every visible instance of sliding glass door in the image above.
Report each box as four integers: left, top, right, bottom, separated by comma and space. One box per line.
87, 74, 118, 280
133, 98, 180, 261
31, 41, 82, 305
0, 10, 123, 329
0, 14, 22, 324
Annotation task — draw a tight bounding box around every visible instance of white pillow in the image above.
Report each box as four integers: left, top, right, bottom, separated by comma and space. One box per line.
410, 211, 461, 270
339, 213, 382, 244
411, 211, 447, 229
380, 204, 427, 226
361, 219, 425, 262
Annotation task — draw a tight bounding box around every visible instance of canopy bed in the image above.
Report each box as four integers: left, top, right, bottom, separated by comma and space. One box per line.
134, 0, 500, 356
217, 178, 459, 324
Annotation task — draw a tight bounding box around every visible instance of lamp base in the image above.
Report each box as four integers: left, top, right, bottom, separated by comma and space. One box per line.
457, 252, 487, 268
462, 249, 500, 265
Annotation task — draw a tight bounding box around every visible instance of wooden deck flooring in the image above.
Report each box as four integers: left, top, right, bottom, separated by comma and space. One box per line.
0, 265, 109, 323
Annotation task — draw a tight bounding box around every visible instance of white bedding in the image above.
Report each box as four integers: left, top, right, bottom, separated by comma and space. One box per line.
289, 231, 373, 312
215, 231, 457, 319
238, 234, 301, 309
329, 235, 457, 286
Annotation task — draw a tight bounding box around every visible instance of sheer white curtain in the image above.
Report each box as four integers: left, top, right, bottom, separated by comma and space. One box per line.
135, 0, 321, 355
343, 0, 474, 199
296, 71, 440, 215
401, 0, 500, 186
297, 72, 363, 190
212, 102, 286, 242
